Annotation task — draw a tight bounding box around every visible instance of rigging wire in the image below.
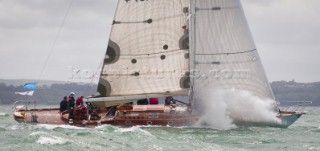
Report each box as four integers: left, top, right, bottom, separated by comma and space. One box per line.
30, 0, 74, 111
82, 59, 104, 97
37, 0, 75, 81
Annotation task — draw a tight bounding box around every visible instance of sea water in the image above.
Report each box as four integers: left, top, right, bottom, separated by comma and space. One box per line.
0, 105, 319, 151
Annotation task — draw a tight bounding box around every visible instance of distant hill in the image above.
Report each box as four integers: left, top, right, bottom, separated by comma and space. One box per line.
0, 79, 319, 106
271, 80, 320, 106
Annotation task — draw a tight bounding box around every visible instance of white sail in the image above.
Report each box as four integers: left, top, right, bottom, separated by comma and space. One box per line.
97, 0, 190, 97
190, 0, 274, 107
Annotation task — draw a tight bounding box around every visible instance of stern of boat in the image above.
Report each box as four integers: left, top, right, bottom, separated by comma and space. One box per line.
12, 100, 65, 124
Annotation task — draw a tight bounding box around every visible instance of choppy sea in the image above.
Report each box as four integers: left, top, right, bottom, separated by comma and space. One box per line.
0, 105, 319, 151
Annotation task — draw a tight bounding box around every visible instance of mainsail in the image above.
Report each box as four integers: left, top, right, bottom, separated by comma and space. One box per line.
97, 0, 190, 99
93, 0, 274, 108
190, 0, 275, 108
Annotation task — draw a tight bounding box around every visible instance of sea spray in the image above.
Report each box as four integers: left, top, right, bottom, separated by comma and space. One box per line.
194, 88, 280, 129
193, 88, 235, 129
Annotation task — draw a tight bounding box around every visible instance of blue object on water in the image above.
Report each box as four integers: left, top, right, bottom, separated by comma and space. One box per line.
23, 82, 37, 90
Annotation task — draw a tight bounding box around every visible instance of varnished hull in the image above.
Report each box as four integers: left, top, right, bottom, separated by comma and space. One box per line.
13, 105, 199, 127
14, 108, 66, 125
13, 106, 302, 128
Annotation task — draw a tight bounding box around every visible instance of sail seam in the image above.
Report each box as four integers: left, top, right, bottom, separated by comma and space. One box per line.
195, 49, 256, 56
119, 49, 188, 56
195, 7, 221, 11
113, 19, 153, 24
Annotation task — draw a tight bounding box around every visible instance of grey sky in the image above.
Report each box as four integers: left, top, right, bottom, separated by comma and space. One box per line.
0, 0, 319, 83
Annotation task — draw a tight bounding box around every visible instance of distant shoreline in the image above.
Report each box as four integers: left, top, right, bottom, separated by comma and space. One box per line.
0, 79, 319, 106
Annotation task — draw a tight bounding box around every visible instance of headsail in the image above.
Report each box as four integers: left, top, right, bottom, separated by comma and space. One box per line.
190, 0, 275, 108
97, 0, 190, 97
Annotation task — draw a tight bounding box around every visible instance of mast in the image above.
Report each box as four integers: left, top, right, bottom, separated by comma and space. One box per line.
188, 0, 196, 107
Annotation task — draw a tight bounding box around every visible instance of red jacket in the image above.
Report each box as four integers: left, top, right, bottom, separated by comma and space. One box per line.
76, 96, 84, 106
149, 98, 159, 105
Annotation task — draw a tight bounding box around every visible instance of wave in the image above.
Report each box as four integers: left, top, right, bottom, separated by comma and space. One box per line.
30, 131, 49, 136
0, 113, 9, 117
37, 136, 67, 145
0, 127, 6, 131
31, 131, 68, 145
147, 144, 163, 151
10, 125, 19, 130
95, 124, 154, 136
37, 124, 86, 130
115, 126, 153, 136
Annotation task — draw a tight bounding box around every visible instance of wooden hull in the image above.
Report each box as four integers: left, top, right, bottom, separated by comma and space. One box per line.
13, 105, 199, 127
13, 105, 302, 128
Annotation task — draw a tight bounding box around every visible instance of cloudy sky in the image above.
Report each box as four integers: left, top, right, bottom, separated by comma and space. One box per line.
0, 0, 319, 83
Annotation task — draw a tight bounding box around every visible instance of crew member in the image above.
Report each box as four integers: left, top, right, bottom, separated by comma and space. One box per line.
76, 96, 86, 110
68, 92, 75, 119
59, 96, 68, 112
137, 99, 148, 105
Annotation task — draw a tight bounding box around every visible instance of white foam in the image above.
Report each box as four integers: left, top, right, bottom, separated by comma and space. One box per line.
36, 136, 67, 145
94, 124, 114, 129
37, 124, 85, 130
194, 88, 281, 129
31, 131, 68, 145
30, 131, 49, 136
115, 126, 153, 136
148, 144, 163, 151
0, 113, 9, 116
10, 125, 19, 130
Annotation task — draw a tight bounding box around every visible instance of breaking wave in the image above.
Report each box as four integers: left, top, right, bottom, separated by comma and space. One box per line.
194, 88, 281, 130
37, 124, 86, 130
37, 136, 67, 145
115, 126, 153, 136
31, 131, 68, 145
0, 113, 9, 117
